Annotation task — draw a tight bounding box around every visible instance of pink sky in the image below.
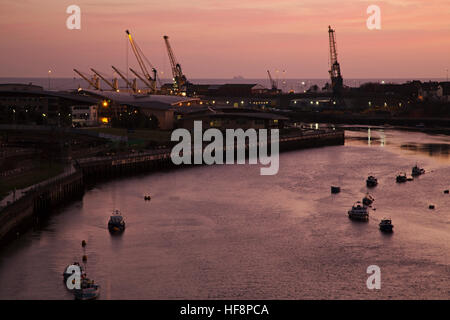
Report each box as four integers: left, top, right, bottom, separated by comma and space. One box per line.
0, 0, 449, 78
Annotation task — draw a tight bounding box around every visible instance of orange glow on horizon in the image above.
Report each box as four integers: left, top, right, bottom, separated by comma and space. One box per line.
0, 0, 449, 78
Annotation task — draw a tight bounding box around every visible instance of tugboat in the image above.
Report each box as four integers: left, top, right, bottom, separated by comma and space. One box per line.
411, 165, 425, 176
108, 209, 125, 233
379, 218, 394, 232
362, 194, 374, 206
366, 176, 378, 187
73, 276, 100, 300
396, 172, 407, 183
63, 262, 84, 283
348, 201, 369, 221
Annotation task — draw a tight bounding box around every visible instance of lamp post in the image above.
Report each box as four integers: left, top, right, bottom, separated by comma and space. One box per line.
48, 70, 52, 90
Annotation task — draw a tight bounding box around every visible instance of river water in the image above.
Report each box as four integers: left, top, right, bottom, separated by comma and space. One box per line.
0, 127, 449, 299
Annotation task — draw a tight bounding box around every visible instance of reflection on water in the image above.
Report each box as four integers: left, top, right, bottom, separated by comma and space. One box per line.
345, 127, 450, 162
0, 126, 449, 300
400, 143, 450, 159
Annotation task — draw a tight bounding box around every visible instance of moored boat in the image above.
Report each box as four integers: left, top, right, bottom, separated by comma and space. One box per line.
366, 176, 378, 187
396, 172, 407, 183
73, 277, 100, 300
331, 186, 341, 194
108, 209, 125, 233
362, 194, 374, 206
379, 218, 394, 232
411, 165, 425, 176
348, 201, 369, 221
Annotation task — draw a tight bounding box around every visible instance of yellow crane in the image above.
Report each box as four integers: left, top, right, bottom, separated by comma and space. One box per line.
125, 30, 157, 93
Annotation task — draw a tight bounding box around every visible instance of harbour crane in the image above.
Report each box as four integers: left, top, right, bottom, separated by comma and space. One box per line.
111, 66, 138, 93
90, 68, 119, 91
163, 35, 188, 95
73, 69, 100, 90
267, 70, 278, 91
129, 67, 154, 89
125, 29, 157, 93
328, 25, 343, 97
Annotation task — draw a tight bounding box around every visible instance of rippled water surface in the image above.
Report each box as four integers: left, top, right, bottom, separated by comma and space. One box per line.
0, 127, 449, 299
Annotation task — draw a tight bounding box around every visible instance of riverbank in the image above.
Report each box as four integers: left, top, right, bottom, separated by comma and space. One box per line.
287, 111, 450, 129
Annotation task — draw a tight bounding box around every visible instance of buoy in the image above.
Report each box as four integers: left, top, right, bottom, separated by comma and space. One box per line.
81, 240, 86, 247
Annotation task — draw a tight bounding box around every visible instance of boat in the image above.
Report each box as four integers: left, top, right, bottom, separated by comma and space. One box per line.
73, 277, 100, 300
396, 172, 407, 183
379, 219, 394, 232
348, 201, 369, 221
362, 194, 374, 206
63, 262, 84, 283
411, 165, 425, 176
331, 186, 340, 194
108, 209, 125, 233
366, 176, 378, 187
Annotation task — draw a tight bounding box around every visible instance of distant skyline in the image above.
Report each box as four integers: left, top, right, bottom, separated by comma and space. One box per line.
0, 0, 449, 79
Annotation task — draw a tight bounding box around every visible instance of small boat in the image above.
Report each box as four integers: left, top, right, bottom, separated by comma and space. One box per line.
379, 219, 394, 232
411, 165, 425, 176
331, 186, 341, 194
366, 176, 378, 187
362, 194, 374, 206
63, 262, 84, 283
429, 204, 435, 209
348, 201, 369, 221
144, 195, 151, 201
108, 209, 125, 233
73, 277, 100, 300
396, 172, 407, 183
444, 190, 449, 194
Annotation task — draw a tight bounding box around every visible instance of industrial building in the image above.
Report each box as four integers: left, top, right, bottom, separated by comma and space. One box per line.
174, 107, 288, 131
0, 83, 98, 126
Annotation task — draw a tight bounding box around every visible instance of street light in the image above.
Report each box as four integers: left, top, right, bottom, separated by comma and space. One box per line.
48, 70, 52, 89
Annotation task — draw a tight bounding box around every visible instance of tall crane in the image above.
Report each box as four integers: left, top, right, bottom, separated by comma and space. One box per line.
125, 29, 157, 93
112, 66, 138, 93
73, 69, 100, 90
163, 35, 188, 95
267, 70, 278, 91
90, 68, 118, 91
328, 25, 343, 96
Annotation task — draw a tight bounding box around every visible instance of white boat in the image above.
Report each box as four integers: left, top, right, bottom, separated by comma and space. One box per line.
348, 201, 369, 221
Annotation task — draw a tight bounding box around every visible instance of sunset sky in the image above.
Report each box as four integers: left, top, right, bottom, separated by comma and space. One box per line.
0, 0, 449, 79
